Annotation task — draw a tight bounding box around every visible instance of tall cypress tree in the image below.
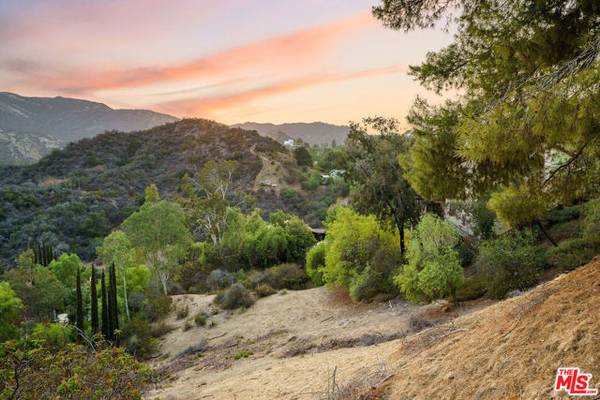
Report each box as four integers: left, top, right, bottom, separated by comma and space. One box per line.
110, 263, 119, 334
101, 270, 110, 339
90, 266, 99, 335
75, 266, 84, 336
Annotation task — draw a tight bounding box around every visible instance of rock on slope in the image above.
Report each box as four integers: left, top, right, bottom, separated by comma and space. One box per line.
379, 257, 600, 399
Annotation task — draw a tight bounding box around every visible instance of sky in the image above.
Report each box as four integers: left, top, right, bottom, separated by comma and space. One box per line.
0, 0, 453, 126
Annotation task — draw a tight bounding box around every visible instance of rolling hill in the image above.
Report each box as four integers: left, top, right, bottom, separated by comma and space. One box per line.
0, 119, 344, 267
0, 92, 178, 164
233, 121, 349, 146
0, 119, 286, 265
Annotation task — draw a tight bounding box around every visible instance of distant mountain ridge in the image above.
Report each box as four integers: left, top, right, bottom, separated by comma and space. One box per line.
0, 92, 178, 164
233, 121, 349, 146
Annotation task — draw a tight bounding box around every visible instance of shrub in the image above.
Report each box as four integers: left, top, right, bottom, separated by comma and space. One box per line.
206, 269, 235, 291
182, 320, 193, 332
144, 290, 172, 322
213, 284, 255, 310
395, 214, 463, 303
150, 322, 176, 338
31, 323, 74, 349
477, 230, 542, 299
254, 283, 277, 297
121, 317, 160, 359
455, 275, 487, 301
176, 304, 190, 320
233, 350, 253, 360
583, 198, 600, 240
0, 281, 23, 342
546, 205, 581, 225
253, 263, 309, 290
321, 207, 402, 302
306, 242, 327, 286
0, 340, 153, 399
545, 238, 600, 271
194, 312, 208, 326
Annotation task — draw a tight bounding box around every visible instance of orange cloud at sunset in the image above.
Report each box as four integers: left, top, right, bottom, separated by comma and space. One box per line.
160, 65, 407, 116
0, 0, 453, 124
6, 12, 376, 95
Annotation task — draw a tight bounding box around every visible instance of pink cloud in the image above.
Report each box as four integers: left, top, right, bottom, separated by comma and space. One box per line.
159, 65, 407, 116
2, 12, 376, 95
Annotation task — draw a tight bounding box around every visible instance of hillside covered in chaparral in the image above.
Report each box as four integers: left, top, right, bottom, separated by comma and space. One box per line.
1, 1, 600, 400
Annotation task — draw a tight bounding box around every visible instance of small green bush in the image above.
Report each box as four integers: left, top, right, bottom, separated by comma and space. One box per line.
144, 291, 173, 322
546, 205, 581, 225
150, 322, 176, 338
545, 238, 600, 271
233, 350, 253, 360
121, 317, 160, 359
206, 269, 235, 291
321, 207, 402, 302
306, 242, 327, 286
214, 284, 255, 310
583, 198, 600, 239
477, 230, 542, 299
455, 275, 487, 301
251, 264, 309, 290
254, 284, 276, 298
194, 312, 208, 327
31, 323, 74, 349
395, 214, 463, 303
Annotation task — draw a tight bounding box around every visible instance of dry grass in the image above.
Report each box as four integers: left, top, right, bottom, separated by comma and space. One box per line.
380, 256, 600, 399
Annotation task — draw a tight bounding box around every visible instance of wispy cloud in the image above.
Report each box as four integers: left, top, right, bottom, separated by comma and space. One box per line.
1, 12, 375, 95
159, 65, 407, 116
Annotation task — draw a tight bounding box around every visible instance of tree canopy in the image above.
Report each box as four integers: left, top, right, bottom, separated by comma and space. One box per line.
378, 0, 600, 224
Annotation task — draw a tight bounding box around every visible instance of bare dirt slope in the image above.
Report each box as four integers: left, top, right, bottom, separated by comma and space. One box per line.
146, 287, 483, 400
378, 257, 600, 400
146, 258, 600, 399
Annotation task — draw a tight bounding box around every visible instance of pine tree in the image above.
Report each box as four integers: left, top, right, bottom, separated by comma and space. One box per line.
101, 270, 110, 339
90, 266, 99, 335
75, 266, 84, 336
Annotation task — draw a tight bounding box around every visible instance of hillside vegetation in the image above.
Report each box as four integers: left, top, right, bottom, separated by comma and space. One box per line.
0, 92, 178, 165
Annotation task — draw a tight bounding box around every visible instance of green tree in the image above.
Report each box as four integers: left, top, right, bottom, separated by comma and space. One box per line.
395, 213, 463, 303
293, 146, 313, 167
90, 266, 99, 335
0, 281, 23, 342
75, 266, 84, 335
179, 160, 239, 244
4, 251, 67, 321
122, 187, 191, 295
97, 231, 134, 320
377, 0, 600, 225
320, 207, 402, 301
345, 117, 422, 255
101, 271, 110, 339
49, 253, 83, 288
269, 211, 316, 263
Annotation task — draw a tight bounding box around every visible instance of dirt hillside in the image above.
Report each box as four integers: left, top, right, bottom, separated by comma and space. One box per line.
146, 257, 600, 399
379, 257, 600, 399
